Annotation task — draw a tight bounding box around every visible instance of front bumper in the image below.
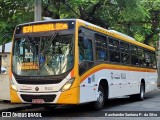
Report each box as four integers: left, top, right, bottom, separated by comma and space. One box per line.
10, 87, 79, 104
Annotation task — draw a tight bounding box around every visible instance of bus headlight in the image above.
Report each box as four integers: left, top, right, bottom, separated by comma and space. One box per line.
11, 80, 18, 92
60, 78, 75, 92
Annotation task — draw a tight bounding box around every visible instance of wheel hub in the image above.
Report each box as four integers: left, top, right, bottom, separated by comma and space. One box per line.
97, 91, 103, 105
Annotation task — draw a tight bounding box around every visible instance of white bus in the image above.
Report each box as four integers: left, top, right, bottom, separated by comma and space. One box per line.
10, 19, 157, 110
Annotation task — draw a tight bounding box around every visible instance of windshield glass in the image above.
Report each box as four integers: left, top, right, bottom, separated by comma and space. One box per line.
12, 34, 74, 76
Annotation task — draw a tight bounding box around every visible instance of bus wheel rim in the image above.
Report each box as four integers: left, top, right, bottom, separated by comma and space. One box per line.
141, 86, 144, 98
97, 91, 103, 105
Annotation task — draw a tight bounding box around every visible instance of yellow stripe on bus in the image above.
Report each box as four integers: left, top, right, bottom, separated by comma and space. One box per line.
80, 64, 157, 83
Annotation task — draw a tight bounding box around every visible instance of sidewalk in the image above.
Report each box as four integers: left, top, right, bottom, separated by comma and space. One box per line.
0, 100, 31, 112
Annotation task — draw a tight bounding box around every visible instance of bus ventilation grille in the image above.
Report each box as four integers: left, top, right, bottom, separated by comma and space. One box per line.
20, 94, 56, 102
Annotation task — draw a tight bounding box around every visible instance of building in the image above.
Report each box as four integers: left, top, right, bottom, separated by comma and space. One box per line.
0, 42, 12, 100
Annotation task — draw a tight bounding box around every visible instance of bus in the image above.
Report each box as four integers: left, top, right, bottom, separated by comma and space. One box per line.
10, 19, 157, 110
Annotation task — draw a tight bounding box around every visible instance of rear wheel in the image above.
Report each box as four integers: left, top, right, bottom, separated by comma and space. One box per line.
130, 82, 145, 101
138, 83, 145, 101
92, 85, 105, 110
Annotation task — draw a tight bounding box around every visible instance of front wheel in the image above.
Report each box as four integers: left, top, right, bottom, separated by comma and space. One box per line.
92, 85, 105, 110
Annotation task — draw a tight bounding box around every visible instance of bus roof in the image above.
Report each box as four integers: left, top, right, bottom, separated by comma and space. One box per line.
76, 19, 155, 51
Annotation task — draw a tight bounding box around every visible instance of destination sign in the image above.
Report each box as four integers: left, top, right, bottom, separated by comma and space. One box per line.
22, 23, 68, 33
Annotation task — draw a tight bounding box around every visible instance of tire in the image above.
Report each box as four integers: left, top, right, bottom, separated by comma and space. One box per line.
138, 83, 145, 101
130, 83, 145, 101
92, 85, 105, 110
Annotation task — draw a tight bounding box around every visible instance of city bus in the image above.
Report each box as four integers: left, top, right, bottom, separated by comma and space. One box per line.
10, 19, 157, 110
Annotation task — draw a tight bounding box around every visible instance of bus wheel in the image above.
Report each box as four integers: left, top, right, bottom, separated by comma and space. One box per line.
130, 83, 145, 101
92, 85, 105, 110
138, 82, 145, 101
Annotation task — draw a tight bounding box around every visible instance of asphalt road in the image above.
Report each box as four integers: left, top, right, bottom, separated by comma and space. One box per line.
1, 88, 160, 119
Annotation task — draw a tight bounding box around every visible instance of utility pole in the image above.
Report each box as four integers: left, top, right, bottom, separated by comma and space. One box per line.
34, 0, 41, 21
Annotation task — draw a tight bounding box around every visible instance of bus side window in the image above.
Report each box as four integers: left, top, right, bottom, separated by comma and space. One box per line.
144, 51, 156, 68
109, 38, 114, 49
120, 42, 130, 64
131, 45, 139, 66
138, 48, 145, 66
150, 52, 156, 68
84, 39, 93, 61
109, 38, 120, 63
78, 37, 93, 62
78, 36, 85, 63
95, 34, 108, 61
144, 51, 150, 67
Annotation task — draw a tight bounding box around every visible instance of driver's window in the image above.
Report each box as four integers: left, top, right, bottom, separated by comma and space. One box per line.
78, 37, 85, 63
78, 27, 94, 75
78, 37, 93, 63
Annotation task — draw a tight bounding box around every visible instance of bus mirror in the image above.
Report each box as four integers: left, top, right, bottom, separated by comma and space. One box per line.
83, 37, 89, 49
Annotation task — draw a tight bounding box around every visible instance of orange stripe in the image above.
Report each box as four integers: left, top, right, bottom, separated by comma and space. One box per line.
71, 69, 74, 78
9, 71, 12, 80
80, 64, 157, 83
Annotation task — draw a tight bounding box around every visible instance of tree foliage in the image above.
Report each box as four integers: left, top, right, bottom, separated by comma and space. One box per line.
0, 0, 34, 44
0, 0, 160, 47
42, 0, 160, 46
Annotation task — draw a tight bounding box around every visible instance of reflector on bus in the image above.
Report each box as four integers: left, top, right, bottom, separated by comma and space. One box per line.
22, 23, 68, 33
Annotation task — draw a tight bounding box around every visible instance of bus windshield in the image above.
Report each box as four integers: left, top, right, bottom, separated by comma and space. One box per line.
12, 34, 74, 76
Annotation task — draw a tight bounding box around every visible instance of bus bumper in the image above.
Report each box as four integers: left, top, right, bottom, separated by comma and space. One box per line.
10, 87, 79, 104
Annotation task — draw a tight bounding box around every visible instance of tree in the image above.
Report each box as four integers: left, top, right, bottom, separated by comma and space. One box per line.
0, 0, 159, 46
0, 0, 34, 44
42, 0, 160, 46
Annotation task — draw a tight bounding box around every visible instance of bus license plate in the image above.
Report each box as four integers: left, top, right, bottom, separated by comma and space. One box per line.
32, 99, 44, 104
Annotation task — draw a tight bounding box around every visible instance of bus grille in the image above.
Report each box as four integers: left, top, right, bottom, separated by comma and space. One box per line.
20, 94, 56, 102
